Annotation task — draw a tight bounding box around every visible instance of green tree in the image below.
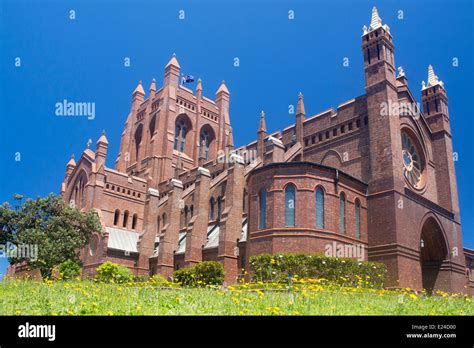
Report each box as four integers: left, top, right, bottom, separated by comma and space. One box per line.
0, 193, 102, 278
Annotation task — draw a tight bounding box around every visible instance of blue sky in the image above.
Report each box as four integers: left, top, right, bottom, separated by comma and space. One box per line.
0, 0, 473, 278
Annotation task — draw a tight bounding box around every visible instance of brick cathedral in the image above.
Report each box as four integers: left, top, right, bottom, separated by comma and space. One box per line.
60, 8, 473, 294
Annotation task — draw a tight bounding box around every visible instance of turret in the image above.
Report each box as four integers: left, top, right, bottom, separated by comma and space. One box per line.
164, 53, 180, 88
132, 80, 145, 106
422, 65, 449, 134
95, 130, 108, 170
196, 78, 202, 101
65, 154, 76, 181
421, 65, 458, 216
216, 80, 231, 151
295, 92, 306, 146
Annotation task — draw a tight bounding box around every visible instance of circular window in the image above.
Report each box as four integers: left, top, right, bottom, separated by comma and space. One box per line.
401, 131, 425, 189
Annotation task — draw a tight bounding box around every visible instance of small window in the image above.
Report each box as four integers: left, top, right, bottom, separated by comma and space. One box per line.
364, 116, 368, 125
333, 129, 337, 136
348, 122, 353, 131
259, 189, 267, 229
316, 187, 324, 229
341, 125, 345, 134
312, 136, 315, 144
123, 211, 129, 228
355, 200, 361, 239
113, 209, 120, 226
285, 185, 296, 227
132, 214, 138, 230
356, 119, 361, 128
319, 134, 323, 142
326, 131, 330, 139
339, 194, 346, 233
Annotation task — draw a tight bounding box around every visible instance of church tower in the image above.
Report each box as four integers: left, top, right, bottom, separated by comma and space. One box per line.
421, 66, 459, 219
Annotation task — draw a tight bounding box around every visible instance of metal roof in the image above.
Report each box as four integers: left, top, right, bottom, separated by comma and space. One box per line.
106, 227, 139, 253
204, 224, 220, 249
175, 232, 187, 254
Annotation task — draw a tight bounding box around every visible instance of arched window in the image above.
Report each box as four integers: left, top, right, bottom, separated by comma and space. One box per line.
200, 129, 211, 161
113, 209, 120, 226
285, 185, 296, 227
217, 197, 223, 220
259, 189, 266, 229
149, 115, 156, 137
156, 216, 161, 233
355, 199, 361, 239
339, 193, 346, 233
134, 125, 143, 162
123, 210, 129, 228
184, 206, 189, 226
174, 120, 187, 152
162, 213, 167, 228
209, 198, 215, 220
132, 214, 138, 230
316, 187, 324, 229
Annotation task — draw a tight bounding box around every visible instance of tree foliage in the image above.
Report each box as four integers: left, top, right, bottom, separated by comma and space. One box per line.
0, 193, 102, 278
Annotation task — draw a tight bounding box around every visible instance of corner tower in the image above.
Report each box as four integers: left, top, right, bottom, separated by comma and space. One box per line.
421, 66, 459, 218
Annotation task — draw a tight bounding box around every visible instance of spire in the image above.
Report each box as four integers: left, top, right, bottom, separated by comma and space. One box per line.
297, 92, 306, 116
149, 78, 156, 93
363, 6, 390, 35
166, 53, 181, 69
97, 130, 109, 145
422, 65, 444, 90
216, 80, 230, 95
259, 110, 267, 133
196, 78, 202, 100
66, 154, 76, 167
370, 6, 382, 30
133, 80, 145, 96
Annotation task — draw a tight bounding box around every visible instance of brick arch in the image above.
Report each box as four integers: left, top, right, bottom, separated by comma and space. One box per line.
68, 169, 89, 209
174, 113, 194, 155
199, 123, 217, 161
418, 212, 450, 293
321, 150, 343, 169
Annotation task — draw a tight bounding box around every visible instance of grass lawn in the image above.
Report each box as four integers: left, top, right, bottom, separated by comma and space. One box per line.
1, 279, 472, 316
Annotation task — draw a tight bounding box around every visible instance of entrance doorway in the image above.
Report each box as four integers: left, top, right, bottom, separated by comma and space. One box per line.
420, 217, 448, 293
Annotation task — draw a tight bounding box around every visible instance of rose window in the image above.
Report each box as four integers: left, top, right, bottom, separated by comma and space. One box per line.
401, 132, 424, 189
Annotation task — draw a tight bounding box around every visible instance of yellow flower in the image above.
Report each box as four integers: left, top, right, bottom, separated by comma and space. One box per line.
409, 293, 417, 300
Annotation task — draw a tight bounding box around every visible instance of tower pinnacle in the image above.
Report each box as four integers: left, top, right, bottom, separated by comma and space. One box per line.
166, 53, 181, 69
259, 110, 267, 133
363, 6, 390, 35
422, 65, 444, 90
133, 80, 145, 95
297, 92, 306, 116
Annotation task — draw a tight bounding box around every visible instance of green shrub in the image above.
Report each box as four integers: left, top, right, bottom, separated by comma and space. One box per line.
173, 261, 225, 287
249, 253, 387, 288
148, 274, 170, 286
94, 262, 133, 284
58, 259, 82, 280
